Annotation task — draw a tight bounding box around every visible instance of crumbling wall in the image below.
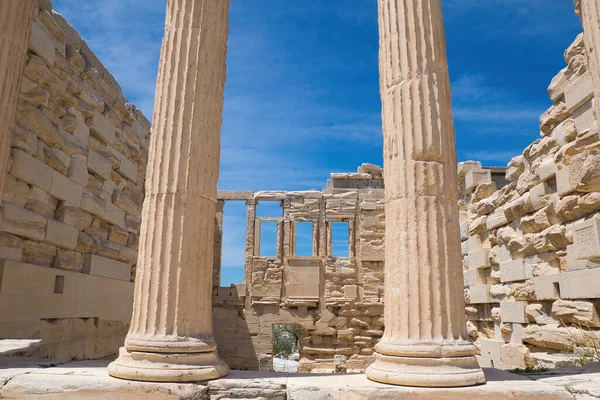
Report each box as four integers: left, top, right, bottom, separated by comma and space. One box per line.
0, 0, 150, 360
461, 32, 600, 370
212, 166, 386, 373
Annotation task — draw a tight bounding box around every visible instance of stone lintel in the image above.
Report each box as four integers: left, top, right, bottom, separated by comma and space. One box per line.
217, 190, 253, 201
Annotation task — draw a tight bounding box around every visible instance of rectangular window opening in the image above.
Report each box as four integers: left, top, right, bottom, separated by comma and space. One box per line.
272, 324, 300, 373
256, 201, 282, 218
259, 220, 279, 257
54, 275, 65, 294
219, 201, 247, 286
332, 222, 350, 258
294, 221, 314, 256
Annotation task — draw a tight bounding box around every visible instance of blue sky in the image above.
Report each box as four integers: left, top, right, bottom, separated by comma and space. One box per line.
53, 0, 582, 285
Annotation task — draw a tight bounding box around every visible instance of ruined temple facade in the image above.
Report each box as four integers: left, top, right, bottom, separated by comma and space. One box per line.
212, 165, 385, 372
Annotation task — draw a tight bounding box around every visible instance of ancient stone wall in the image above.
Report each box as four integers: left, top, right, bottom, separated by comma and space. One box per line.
212, 165, 385, 373
461, 32, 600, 370
0, 1, 149, 360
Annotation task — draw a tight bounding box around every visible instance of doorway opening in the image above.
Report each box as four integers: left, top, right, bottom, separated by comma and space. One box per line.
272, 324, 300, 373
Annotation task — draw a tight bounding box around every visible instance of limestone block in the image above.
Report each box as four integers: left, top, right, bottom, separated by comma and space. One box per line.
530, 181, 555, 211
44, 219, 78, 250
563, 150, 600, 193
550, 118, 577, 147
533, 275, 561, 300
509, 323, 525, 344
18, 103, 60, 146
0, 247, 23, 262
500, 343, 529, 369
551, 300, 600, 327
572, 217, 600, 260
556, 166, 574, 196
1, 202, 47, 241
479, 338, 503, 362
3, 175, 30, 207
84, 254, 131, 282
538, 157, 557, 182
9, 149, 54, 192
487, 211, 509, 230
469, 285, 493, 304
104, 202, 125, 228
49, 171, 82, 207
565, 72, 594, 112
500, 302, 528, 323
87, 149, 112, 179
0, 260, 133, 322
573, 99, 595, 134
67, 154, 89, 187
500, 259, 527, 283
548, 67, 569, 102
526, 303, 556, 325
557, 268, 600, 299
87, 111, 115, 145
29, 21, 55, 66
116, 153, 137, 183
465, 169, 491, 193
359, 241, 384, 262
343, 285, 358, 299
475, 355, 493, 368
468, 249, 490, 269
465, 269, 486, 287
80, 190, 106, 219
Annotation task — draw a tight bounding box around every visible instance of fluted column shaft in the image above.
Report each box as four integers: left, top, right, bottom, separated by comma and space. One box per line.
0, 1, 36, 196
578, 0, 600, 119
366, 0, 485, 387
108, 0, 230, 382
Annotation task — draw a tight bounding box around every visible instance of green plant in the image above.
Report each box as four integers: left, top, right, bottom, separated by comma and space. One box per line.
272, 324, 300, 358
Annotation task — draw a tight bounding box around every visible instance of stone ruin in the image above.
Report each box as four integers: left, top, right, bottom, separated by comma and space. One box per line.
0, 0, 600, 395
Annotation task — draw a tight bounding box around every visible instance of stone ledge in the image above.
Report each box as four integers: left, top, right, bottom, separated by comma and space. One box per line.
0, 358, 595, 399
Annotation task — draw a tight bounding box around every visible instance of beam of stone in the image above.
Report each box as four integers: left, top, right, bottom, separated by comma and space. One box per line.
0, 1, 36, 196
577, 0, 600, 119
366, 0, 485, 387
108, 0, 230, 382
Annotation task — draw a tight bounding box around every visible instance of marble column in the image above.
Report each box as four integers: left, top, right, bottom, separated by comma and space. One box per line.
366, 0, 485, 387
577, 0, 600, 119
0, 0, 36, 196
108, 0, 230, 382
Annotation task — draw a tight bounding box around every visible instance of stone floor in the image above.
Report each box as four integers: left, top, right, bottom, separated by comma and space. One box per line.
0, 357, 598, 399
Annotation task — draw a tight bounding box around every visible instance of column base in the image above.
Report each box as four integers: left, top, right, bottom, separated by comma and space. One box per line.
366, 353, 486, 388
107, 346, 229, 383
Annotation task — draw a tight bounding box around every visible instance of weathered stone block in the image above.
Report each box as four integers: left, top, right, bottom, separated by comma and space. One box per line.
87, 111, 115, 144
500, 302, 528, 323
84, 254, 131, 282
0, 247, 23, 262
29, 21, 55, 66
573, 99, 595, 134
468, 249, 490, 269
87, 149, 112, 179
465, 169, 491, 193
49, 171, 83, 207
67, 154, 89, 187
486, 211, 508, 230
572, 217, 600, 260
104, 202, 125, 228
10, 149, 54, 192
565, 72, 593, 112
44, 219, 78, 250
500, 259, 527, 283
538, 157, 557, 182
1, 202, 47, 241
552, 300, 600, 327
116, 154, 137, 183
469, 285, 492, 304
480, 338, 503, 361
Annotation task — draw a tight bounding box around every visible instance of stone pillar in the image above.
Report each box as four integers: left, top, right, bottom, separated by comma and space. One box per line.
577, 0, 600, 119
0, 0, 36, 196
366, 0, 485, 387
244, 199, 256, 309
108, 0, 230, 382
213, 200, 225, 293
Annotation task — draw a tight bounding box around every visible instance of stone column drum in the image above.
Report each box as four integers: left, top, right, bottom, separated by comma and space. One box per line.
108, 0, 230, 382
366, 0, 485, 387
0, 1, 36, 196
578, 0, 600, 119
